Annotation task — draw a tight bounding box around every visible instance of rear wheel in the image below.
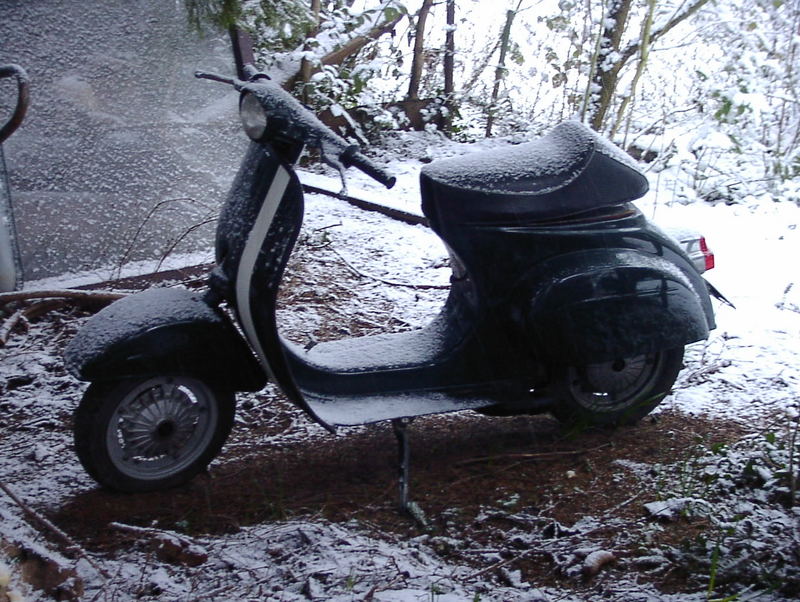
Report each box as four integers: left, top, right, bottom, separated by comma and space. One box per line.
74, 376, 235, 492
551, 348, 684, 427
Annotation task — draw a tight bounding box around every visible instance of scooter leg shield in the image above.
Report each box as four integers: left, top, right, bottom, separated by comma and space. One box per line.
64, 287, 266, 392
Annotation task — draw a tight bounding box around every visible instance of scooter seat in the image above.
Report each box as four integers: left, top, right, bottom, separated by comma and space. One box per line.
420, 120, 648, 224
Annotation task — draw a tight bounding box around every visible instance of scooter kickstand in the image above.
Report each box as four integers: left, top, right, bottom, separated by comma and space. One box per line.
391, 418, 428, 529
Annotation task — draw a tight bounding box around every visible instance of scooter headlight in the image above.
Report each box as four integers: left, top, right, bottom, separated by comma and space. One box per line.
240, 92, 268, 141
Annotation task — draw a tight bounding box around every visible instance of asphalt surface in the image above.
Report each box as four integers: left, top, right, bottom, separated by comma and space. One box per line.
0, 0, 246, 282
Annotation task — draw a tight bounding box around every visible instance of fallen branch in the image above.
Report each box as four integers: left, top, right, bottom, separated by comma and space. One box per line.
457, 444, 612, 467
0, 292, 123, 347
330, 249, 448, 290
0, 480, 111, 579
465, 548, 538, 581
109, 522, 208, 567
0, 308, 28, 345
0, 300, 68, 347
0, 289, 126, 306
21, 299, 66, 321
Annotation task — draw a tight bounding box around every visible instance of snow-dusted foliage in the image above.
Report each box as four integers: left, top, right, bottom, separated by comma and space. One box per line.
630, 417, 800, 598
243, 1, 408, 113
200, 0, 800, 207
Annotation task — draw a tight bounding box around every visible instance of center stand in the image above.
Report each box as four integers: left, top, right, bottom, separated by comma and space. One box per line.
392, 417, 429, 528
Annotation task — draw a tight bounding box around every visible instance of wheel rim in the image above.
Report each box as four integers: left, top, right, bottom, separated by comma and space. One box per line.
567, 353, 662, 413
106, 376, 219, 481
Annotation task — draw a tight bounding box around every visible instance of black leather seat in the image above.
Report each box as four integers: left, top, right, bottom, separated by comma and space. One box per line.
420, 121, 648, 225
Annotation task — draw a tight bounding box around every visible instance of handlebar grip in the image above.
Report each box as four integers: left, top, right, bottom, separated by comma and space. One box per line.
0, 64, 30, 145
342, 149, 396, 189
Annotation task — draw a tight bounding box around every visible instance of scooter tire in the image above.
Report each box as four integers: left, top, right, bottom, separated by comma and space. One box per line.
550, 347, 684, 428
73, 375, 235, 493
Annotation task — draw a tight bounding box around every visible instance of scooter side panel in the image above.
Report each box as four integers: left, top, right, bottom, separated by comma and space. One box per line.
525, 250, 709, 363
64, 288, 265, 391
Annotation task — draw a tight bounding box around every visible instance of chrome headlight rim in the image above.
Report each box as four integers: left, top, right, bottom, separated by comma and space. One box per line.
239, 92, 268, 141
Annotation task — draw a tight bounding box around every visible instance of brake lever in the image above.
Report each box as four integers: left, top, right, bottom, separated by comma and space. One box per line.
321, 141, 349, 197
194, 71, 242, 88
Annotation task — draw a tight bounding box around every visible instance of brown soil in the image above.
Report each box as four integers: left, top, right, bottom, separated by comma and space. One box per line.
51, 402, 749, 594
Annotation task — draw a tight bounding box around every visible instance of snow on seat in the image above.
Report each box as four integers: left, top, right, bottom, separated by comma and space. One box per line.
420, 120, 648, 224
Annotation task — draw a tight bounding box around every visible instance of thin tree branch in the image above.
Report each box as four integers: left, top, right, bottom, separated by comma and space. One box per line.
618, 0, 712, 68
330, 248, 448, 290
0, 480, 111, 579
0, 289, 126, 305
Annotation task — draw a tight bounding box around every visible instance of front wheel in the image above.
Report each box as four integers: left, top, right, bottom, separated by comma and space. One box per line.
74, 376, 235, 492
550, 348, 684, 428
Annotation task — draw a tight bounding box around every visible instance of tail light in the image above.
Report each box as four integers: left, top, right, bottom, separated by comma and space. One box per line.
699, 236, 715, 272
675, 233, 715, 274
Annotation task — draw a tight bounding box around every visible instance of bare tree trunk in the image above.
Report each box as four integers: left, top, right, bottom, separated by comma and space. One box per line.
443, 0, 456, 134
486, 7, 517, 137
588, 0, 633, 131
587, 0, 712, 131
579, 0, 603, 122
444, 0, 455, 98
408, 0, 435, 101
301, 0, 322, 104
609, 0, 656, 139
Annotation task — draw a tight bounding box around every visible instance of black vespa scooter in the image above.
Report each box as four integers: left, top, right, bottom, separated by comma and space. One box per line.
65, 65, 720, 505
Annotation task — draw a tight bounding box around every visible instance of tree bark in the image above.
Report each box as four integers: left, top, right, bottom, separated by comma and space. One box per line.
444, 0, 455, 98
485, 8, 517, 137
609, 0, 656, 139
443, 0, 456, 133
587, 0, 712, 131
588, 0, 633, 131
284, 11, 404, 90
320, 12, 404, 68
300, 0, 322, 104
407, 0, 434, 101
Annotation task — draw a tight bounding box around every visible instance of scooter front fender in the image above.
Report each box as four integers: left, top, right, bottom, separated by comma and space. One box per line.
64, 288, 266, 391
526, 249, 712, 364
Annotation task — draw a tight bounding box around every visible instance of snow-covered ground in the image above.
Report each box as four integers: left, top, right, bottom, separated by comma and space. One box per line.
1, 133, 799, 600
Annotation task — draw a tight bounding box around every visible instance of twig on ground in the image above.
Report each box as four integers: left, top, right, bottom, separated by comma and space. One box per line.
0, 290, 124, 346
109, 521, 202, 547
21, 299, 66, 321
330, 248, 448, 290
109, 522, 208, 567
0, 479, 111, 579
1, 300, 68, 346
465, 548, 538, 581
0, 289, 126, 305
0, 308, 27, 345
457, 443, 612, 467
606, 490, 644, 515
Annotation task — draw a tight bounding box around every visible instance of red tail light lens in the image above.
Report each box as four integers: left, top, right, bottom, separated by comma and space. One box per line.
700, 237, 715, 271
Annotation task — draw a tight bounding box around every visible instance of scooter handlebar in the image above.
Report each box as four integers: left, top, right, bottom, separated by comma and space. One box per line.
238, 76, 397, 189
197, 68, 397, 189
342, 148, 397, 189
0, 64, 30, 145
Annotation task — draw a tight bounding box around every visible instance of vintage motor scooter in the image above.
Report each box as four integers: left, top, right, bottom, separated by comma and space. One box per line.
65, 64, 722, 509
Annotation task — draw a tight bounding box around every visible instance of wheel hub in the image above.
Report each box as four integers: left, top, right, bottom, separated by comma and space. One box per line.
118, 384, 201, 459
570, 353, 658, 411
